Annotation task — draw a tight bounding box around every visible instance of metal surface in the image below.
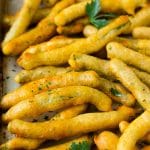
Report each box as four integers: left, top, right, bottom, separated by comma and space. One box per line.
0, 1, 57, 145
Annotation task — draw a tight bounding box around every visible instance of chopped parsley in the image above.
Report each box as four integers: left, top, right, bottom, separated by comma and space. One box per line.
110, 88, 122, 97
86, 0, 116, 29
69, 141, 91, 150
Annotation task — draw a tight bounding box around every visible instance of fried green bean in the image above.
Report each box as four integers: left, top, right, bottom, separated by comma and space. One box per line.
0, 105, 87, 149
3, 86, 112, 122
117, 111, 150, 150
17, 16, 130, 69
8, 106, 135, 139
1, 71, 100, 109
110, 59, 150, 110
107, 42, 150, 73
15, 66, 72, 83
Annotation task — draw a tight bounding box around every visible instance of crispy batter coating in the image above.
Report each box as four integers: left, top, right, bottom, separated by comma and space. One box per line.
2, 0, 41, 45
1, 71, 100, 109
17, 16, 130, 69
110, 59, 150, 110
3, 86, 112, 122
107, 42, 150, 73
117, 111, 150, 150
94, 131, 119, 150
8, 106, 135, 139
0, 105, 87, 149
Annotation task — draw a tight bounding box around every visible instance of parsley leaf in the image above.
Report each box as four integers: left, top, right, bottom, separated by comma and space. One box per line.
69, 141, 91, 150
110, 88, 122, 97
86, 0, 116, 29
86, 0, 100, 18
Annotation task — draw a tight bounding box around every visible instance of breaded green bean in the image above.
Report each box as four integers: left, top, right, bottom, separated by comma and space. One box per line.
131, 67, 150, 88
54, 0, 90, 26
1, 71, 100, 109
94, 131, 119, 150
69, 53, 135, 106
41, 136, 92, 150
125, 6, 150, 34
8, 106, 135, 139
115, 37, 150, 56
119, 121, 150, 144
2, 0, 41, 45
2, 0, 75, 55
133, 26, 150, 39
17, 16, 130, 69
0, 138, 44, 150
83, 25, 98, 37
56, 17, 89, 35
110, 59, 150, 111
107, 42, 150, 73
0, 105, 87, 149
23, 36, 80, 54
117, 111, 150, 150
119, 121, 129, 133
15, 66, 72, 83
54, 0, 146, 26
3, 8, 51, 27
69, 53, 114, 79
98, 77, 135, 106
101, 0, 147, 15
3, 86, 112, 122
57, 23, 84, 35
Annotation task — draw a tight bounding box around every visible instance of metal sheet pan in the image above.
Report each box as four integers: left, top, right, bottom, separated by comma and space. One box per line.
0, 0, 21, 144
0, 1, 56, 146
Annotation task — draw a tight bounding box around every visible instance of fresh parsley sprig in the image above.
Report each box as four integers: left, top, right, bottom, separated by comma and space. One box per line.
86, 0, 116, 29
69, 141, 91, 150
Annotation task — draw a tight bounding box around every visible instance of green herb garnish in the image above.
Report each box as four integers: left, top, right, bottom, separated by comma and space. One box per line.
86, 0, 116, 28
69, 141, 91, 150
110, 88, 122, 97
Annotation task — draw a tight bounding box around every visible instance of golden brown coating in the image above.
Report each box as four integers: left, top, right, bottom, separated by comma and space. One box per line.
117, 111, 150, 150
0, 105, 87, 149
115, 37, 150, 56
23, 36, 80, 54
69, 53, 136, 106
133, 26, 150, 39
54, 0, 91, 26
8, 106, 135, 139
1, 71, 100, 109
107, 42, 150, 73
97, 77, 135, 106
83, 25, 98, 37
3, 86, 112, 122
2, 0, 75, 55
15, 66, 72, 83
110, 59, 150, 110
0, 138, 44, 150
126, 6, 150, 33
41, 136, 92, 150
69, 53, 114, 79
55, 0, 146, 26
2, 0, 41, 45
17, 16, 130, 69
131, 67, 150, 88
94, 131, 119, 150
57, 23, 84, 35
2, 8, 51, 27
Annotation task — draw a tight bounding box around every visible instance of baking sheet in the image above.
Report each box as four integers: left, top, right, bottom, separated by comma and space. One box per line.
0, 0, 22, 144
0, 0, 56, 146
